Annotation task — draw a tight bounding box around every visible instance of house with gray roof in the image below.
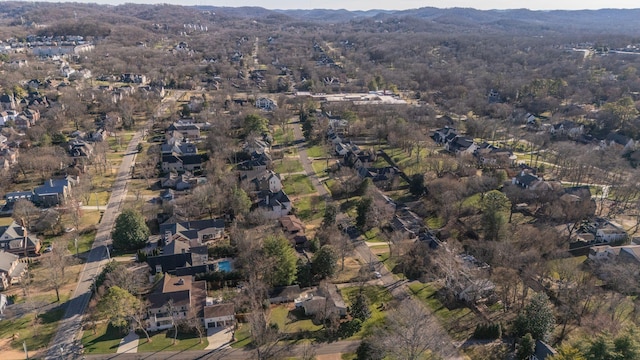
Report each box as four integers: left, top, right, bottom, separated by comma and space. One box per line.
0, 220, 40, 256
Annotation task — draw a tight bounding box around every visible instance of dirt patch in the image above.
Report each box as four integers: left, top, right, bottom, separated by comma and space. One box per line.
0, 338, 43, 360
317, 354, 343, 360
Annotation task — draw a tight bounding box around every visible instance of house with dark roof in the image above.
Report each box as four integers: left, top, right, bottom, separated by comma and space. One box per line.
269, 284, 302, 304
445, 135, 477, 155
166, 122, 202, 139
159, 219, 225, 246
431, 126, 458, 145
512, 170, 542, 189
300, 284, 347, 317
255, 97, 277, 111
203, 302, 235, 328
68, 139, 94, 157
0, 94, 16, 110
147, 238, 213, 275
161, 154, 203, 173
33, 176, 78, 207
256, 190, 292, 219
0, 220, 41, 256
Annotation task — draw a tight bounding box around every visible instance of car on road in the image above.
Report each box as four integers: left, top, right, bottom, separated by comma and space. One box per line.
374, 271, 382, 279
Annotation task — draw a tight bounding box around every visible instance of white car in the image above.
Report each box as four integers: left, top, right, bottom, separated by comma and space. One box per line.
374, 271, 382, 279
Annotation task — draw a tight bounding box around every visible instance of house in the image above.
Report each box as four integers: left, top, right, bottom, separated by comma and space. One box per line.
249, 170, 283, 194
457, 278, 495, 303
255, 97, 277, 111
0, 94, 16, 110
14, 115, 33, 129
188, 96, 205, 113
146, 274, 234, 331
0, 148, 18, 168
588, 244, 640, 264
0, 294, 6, 316
0, 220, 41, 256
146, 274, 206, 331
256, 190, 292, 219
68, 139, 94, 157
203, 302, 235, 329
512, 170, 542, 189
550, 120, 584, 139
161, 171, 203, 190
431, 126, 458, 145
166, 121, 202, 139
159, 218, 225, 246
0, 250, 27, 290
160, 140, 197, 156
0, 110, 18, 126
595, 221, 628, 244
33, 176, 78, 207
474, 143, 517, 167
146, 239, 213, 275
301, 284, 347, 317
161, 154, 203, 173
445, 135, 477, 155
391, 208, 424, 239
121, 73, 147, 84
269, 284, 302, 304
279, 215, 307, 246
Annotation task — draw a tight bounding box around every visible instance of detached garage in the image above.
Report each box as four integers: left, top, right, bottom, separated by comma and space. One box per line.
203, 303, 235, 329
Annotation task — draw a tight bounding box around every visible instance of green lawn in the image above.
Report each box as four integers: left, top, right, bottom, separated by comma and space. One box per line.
270, 306, 323, 333
0, 307, 65, 351
67, 229, 97, 255
363, 228, 385, 242
231, 323, 252, 348
275, 158, 304, 174
82, 322, 123, 354
136, 330, 208, 352
408, 282, 477, 340
293, 196, 326, 221
311, 160, 330, 176
340, 286, 394, 338
283, 174, 315, 196
306, 145, 326, 158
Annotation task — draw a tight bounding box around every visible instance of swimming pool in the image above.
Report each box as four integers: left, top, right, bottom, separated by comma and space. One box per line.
217, 260, 232, 272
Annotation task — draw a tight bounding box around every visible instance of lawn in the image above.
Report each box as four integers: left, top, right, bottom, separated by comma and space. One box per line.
293, 195, 326, 221
363, 228, 385, 242
283, 174, 315, 196
311, 160, 330, 176
274, 158, 304, 174
82, 322, 123, 354
340, 285, 394, 338
67, 229, 97, 255
231, 323, 252, 348
408, 282, 477, 340
0, 307, 65, 351
306, 145, 326, 158
270, 305, 323, 333
136, 330, 208, 352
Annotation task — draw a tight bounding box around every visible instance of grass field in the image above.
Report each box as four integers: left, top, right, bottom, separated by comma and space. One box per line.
408, 282, 477, 340
306, 145, 326, 158
230, 323, 252, 348
341, 285, 394, 338
136, 330, 208, 352
293, 195, 326, 221
274, 158, 304, 174
283, 174, 315, 196
0, 307, 65, 351
270, 306, 323, 333
82, 322, 123, 354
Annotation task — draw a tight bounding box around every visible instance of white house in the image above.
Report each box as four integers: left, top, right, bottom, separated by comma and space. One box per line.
595, 222, 628, 243
203, 301, 235, 329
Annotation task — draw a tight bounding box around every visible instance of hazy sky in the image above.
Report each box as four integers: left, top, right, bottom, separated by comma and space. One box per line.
20, 0, 640, 11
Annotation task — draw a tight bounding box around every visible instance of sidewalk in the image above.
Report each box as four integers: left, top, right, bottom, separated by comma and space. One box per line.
116, 331, 139, 354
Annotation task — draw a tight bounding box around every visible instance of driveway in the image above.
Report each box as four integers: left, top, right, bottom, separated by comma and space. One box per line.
204, 326, 233, 350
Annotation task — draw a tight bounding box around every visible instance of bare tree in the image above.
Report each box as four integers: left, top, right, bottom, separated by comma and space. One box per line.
373, 299, 451, 360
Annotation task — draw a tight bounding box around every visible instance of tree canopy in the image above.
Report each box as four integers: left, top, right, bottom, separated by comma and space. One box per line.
263, 235, 298, 287
513, 292, 555, 341
111, 209, 149, 251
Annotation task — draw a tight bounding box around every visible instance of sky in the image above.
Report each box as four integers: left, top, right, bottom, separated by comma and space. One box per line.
16, 0, 640, 11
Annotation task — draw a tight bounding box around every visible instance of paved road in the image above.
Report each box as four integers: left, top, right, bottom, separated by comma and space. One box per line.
46, 91, 184, 360
84, 341, 360, 360
291, 122, 464, 360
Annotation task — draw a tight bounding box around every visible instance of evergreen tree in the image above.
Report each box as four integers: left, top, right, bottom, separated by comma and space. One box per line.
111, 209, 149, 251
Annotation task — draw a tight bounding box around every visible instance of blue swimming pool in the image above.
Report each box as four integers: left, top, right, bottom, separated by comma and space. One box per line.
218, 260, 232, 272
